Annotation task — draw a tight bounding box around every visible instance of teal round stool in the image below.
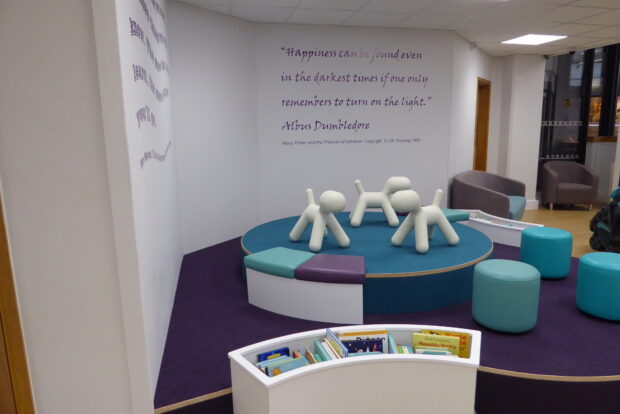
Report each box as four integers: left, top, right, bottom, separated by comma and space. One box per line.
472, 259, 541, 333
576, 252, 620, 321
520, 227, 573, 279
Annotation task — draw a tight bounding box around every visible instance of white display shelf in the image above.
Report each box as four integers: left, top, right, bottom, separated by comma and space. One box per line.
460, 209, 542, 247
229, 324, 481, 414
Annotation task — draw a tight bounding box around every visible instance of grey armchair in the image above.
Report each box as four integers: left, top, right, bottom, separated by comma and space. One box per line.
541, 161, 598, 210
450, 170, 526, 220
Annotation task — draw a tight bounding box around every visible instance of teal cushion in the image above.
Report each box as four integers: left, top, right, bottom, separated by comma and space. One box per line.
508, 196, 526, 220
520, 227, 573, 279
441, 208, 470, 222
472, 259, 540, 333
244, 247, 314, 278
576, 252, 620, 321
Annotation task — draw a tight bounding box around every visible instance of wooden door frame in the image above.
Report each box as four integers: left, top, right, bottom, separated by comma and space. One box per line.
474, 77, 491, 171
0, 191, 35, 414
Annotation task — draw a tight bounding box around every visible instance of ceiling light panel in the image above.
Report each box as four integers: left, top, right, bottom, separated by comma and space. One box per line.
502, 34, 567, 45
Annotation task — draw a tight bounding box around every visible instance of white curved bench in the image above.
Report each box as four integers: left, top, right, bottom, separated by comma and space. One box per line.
229, 324, 481, 414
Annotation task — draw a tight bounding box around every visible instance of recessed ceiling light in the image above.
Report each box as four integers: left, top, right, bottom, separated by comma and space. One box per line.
502, 34, 567, 46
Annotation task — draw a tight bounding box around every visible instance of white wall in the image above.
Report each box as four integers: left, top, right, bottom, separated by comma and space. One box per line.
448, 37, 495, 178
168, 2, 260, 254
0, 1, 139, 412
257, 25, 454, 218
499, 55, 546, 202
92, 0, 183, 397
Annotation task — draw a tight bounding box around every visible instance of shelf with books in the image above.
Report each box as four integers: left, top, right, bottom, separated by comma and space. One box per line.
229, 324, 481, 414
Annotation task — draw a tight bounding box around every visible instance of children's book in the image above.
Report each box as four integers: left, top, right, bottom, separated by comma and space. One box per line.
256, 354, 291, 369
314, 340, 332, 361
420, 329, 471, 358
256, 347, 290, 362
347, 351, 382, 357
326, 328, 349, 358
388, 334, 398, 354
321, 339, 340, 359
415, 347, 453, 356
304, 345, 318, 364
412, 332, 459, 356
267, 356, 309, 377
338, 329, 388, 354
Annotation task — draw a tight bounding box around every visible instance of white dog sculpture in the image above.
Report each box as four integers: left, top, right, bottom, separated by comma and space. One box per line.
290, 189, 350, 252
350, 176, 412, 227
390, 189, 459, 254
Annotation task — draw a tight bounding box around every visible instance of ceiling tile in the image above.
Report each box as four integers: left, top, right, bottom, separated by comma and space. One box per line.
446, 16, 508, 31
183, 0, 231, 6
288, 8, 354, 24
540, 23, 607, 36
229, 5, 294, 22
233, 0, 301, 6
540, 6, 610, 22
363, 0, 435, 13
418, 0, 501, 16
497, 19, 564, 33
201, 4, 233, 13
472, 2, 557, 19
344, 11, 409, 27
470, 31, 521, 43
396, 13, 461, 29
578, 25, 620, 38
549, 35, 602, 47
575, 9, 620, 24
298, 0, 369, 11
571, 0, 620, 7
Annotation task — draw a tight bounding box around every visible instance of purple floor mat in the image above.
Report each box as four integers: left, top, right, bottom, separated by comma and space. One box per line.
155, 238, 620, 409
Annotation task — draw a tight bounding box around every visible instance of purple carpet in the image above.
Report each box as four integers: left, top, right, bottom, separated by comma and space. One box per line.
155, 237, 620, 412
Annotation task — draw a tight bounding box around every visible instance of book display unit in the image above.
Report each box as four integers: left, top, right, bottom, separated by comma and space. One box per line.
229, 324, 481, 414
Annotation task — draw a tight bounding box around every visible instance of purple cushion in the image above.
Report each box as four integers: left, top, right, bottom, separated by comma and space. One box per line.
295, 254, 365, 284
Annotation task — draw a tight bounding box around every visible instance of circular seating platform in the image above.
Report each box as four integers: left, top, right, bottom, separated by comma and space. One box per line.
242, 212, 493, 314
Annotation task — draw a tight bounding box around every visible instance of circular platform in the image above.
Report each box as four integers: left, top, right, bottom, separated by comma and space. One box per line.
242, 212, 493, 313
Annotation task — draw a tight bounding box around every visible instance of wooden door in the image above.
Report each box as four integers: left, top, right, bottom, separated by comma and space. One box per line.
0, 191, 34, 414
474, 77, 491, 171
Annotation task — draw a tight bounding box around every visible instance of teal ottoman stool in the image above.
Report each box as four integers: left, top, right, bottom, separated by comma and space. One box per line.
576, 252, 620, 321
520, 227, 573, 279
472, 259, 541, 333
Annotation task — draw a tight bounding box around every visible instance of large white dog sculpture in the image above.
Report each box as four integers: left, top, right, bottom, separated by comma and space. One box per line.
390, 189, 459, 254
350, 176, 411, 227
290, 189, 350, 252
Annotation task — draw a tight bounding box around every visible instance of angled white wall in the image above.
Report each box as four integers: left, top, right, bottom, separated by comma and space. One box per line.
92, 0, 183, 400
168, 2, 260, 254
0, 1, 139, 413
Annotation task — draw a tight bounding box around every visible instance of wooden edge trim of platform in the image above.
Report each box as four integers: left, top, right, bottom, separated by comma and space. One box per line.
366, 246, 493, 278
154, 388, 232, 413
478, 366, 620, 382
242, 241, 493, 279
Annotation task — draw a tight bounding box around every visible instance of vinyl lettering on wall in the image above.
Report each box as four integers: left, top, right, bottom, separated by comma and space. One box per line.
128, 0, 172, 168
275, 45, 433, 147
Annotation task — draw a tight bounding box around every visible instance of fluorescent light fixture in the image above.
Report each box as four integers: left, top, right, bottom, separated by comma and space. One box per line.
502, 34, 567, 45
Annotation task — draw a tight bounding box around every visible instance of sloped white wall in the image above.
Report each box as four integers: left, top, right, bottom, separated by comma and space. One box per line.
168, 1, 260, 254
92, 0, 183, 399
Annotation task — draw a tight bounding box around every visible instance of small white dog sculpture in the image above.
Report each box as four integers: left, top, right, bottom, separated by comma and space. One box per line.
290, 189, 350, 252
390, 189, 459, 254
350, 176, 412, 227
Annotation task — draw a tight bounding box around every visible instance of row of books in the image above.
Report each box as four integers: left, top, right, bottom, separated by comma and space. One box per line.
254, 328, 471, 377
